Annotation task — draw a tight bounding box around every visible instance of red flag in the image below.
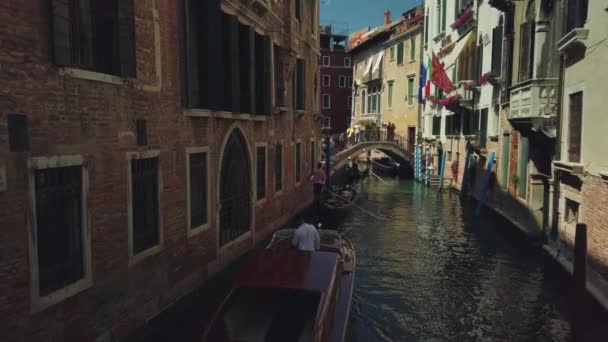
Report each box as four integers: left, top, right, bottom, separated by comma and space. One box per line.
425, 80, 431, 98
431, 54, 454, 93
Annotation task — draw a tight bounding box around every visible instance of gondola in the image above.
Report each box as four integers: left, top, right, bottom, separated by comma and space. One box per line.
371, 157, 399, 176
321, 183, 360, 211
201, 228, 356, 342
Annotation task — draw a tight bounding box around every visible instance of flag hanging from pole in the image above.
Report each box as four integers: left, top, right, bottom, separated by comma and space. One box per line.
418, 63, 427, 102
425, 55, 432, 98
431, 53, 454, 93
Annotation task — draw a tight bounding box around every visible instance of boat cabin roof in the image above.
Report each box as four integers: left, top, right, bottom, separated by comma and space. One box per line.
236, 250, 339, 294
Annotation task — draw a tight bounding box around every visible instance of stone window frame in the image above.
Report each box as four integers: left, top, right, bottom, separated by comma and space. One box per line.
322, 74, 331, 87
185, 146, 211, 237
27, 155, 93, 313
563, 83, 585, 165
322, 55, 331, 66
338, 75, 347, 88
322, 94, 331, 109
126, 150, 164, 266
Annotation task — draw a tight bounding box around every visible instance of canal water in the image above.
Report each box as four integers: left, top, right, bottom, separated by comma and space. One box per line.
131, 178, 607, 342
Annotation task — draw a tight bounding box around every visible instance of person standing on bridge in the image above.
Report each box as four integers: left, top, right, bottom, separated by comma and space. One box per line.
354, 123, 360, 144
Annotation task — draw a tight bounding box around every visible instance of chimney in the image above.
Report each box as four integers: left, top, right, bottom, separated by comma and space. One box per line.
384, 10, 391, 25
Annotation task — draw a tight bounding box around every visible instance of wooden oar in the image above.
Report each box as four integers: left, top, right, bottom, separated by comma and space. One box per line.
327, 190, 387, 220
369, 170, 388, 184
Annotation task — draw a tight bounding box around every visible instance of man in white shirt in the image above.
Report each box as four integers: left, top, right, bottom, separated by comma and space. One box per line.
291, 215, 320, 252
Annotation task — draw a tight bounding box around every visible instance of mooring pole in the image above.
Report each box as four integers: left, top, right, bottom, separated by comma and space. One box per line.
439, 151, 447, 190
573, 223, 587, 341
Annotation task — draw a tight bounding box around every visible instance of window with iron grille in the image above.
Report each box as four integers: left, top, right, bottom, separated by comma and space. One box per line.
34, 165, 85, 296
50, 0, 135, 77
256, 146, 267, 200
188, 152, 208, 230
131, 157, 160, 255
295, 142, 302, 183
275, 143, 283, 192
568, 91, 583, 163
310, 141, 316, 173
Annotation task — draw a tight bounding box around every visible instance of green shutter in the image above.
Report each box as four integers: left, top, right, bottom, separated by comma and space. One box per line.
407, 78, 414, 105
390, 46, 395, 60
518, 136, 529, 198
397, 42, 404, 64
442, 0, 447, 31
501, 134, 510, 188
410, 38, 416, 61
388, 83, 393, 108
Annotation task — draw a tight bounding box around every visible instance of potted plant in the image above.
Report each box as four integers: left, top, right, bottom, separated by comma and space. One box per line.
511, 173, 519, 195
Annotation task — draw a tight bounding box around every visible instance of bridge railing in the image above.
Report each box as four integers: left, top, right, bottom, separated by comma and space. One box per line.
324, 129, 415, 161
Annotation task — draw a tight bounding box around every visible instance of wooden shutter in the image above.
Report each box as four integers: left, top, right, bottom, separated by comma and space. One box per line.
239, 24, 255, 113
262, 36, 272, 115
568, 92, 583, 163
397, 42, 404, 64
491, 25, 503, 76
118, 0, 136, 77
519, 22, 531, 82
51, 0, 71, 65
228, 15, 240, 113
178, 0, 188, 106
201, 0, 223, 110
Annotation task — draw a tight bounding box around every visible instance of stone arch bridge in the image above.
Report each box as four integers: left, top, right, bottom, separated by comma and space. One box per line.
328, 133, 415, 175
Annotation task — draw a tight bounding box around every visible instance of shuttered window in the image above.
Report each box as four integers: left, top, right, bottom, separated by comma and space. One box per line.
188, 152, 208, 230
181, 0, 225, 110
397, 42, 404, 64
275, 144, 283, 192
255, 33, 271, 115
409, 38, 416, 61
491, 24, 503, 76
51, 0, 135, 77
256, 146, 266, 200
441, 0, 447, 31
240, 23, 255, 114
568, 92, 583, 163
518, 137, 529, 198
296, 0, 302, 21
131, 158, 160, 255
35, 165, 85, 296
295, 142, 302, 183
407, 78, 415, 105
518, 21, 534, 82
274, 44, 285, 107
310, 141, 316, 173
432, 116, 441, 136
566, 0, 588, 33
294, 59, 305, 110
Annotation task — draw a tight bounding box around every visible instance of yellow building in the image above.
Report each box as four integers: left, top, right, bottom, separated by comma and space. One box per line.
349, 7, 423, 144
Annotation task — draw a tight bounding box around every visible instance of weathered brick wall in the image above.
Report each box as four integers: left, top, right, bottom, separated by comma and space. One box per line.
0, 0, 320, 340
582, 174, 608, 278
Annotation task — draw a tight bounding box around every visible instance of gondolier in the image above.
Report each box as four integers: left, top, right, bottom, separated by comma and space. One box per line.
310, 162, 326, 203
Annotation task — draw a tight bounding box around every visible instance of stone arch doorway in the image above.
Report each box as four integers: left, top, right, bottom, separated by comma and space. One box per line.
219, 129, 251, 246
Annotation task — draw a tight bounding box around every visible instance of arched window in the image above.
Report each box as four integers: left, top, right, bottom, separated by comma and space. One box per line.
219, 129, 251, 246
361, 90, 366, 114
519, 0, 536, 82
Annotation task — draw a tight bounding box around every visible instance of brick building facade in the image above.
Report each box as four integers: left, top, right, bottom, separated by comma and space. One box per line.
319, 25, 352, 134
0, 0, 321, 340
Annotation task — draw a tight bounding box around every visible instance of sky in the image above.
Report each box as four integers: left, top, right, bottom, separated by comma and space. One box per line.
320, 0, 422, 35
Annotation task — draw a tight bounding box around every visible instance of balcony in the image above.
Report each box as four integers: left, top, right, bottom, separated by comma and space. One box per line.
509, 78, 558, 120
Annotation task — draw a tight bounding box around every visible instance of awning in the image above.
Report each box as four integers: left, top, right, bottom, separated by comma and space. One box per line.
442, 30, 476, 69
363, 56, 374, 75
372, 51, 384, 73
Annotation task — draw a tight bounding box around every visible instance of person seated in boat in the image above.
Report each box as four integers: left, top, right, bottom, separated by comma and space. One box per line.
292, 215, 320, 252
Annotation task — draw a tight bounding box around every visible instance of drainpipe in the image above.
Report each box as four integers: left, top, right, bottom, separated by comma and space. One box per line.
551, 6, 566, 240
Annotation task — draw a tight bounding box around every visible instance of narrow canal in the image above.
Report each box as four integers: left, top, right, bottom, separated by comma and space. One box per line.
131, 178, 607, 342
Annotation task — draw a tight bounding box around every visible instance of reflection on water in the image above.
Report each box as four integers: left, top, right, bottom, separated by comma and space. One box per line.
322, 179, 607, 342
